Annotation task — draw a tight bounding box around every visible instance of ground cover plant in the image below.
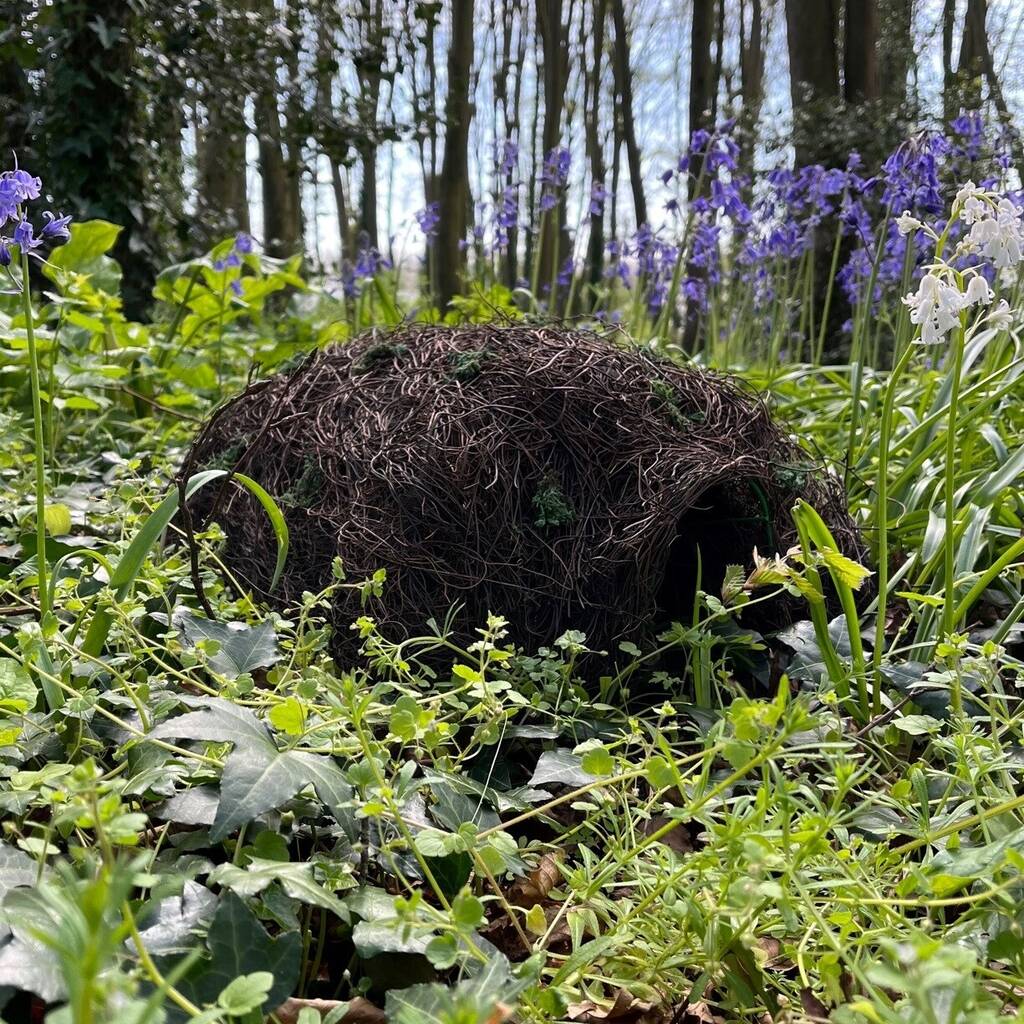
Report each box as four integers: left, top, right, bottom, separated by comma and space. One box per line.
0, 115, 1023, 1024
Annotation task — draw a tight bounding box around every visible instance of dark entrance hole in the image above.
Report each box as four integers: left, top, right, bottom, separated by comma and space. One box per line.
654, 482, 775, 628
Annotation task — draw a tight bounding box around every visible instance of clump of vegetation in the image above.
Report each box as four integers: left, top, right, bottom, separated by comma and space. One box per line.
531, 475, 574, 528
448, 347, 491, 381
354, 341, 409, 373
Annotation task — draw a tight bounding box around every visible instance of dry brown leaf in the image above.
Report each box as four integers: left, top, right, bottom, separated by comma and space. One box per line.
567, 986, 663, 1022
270, 996, 386, 1024
510, 852, 562, 908
799, 987, 830, 1022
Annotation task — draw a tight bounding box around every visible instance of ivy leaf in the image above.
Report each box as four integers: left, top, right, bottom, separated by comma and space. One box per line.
385, 953, 532, 1024
208, 859, 352, 922
0, 660, 36, 715
133, 881, 218, 957
528, 749, 596, 789
160, 892, 300, 1019
218, 971, 275, 1015
150, 699, 351, 841
173, 610, 280, 679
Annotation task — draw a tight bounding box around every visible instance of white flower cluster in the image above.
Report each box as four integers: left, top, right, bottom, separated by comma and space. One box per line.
900, 182, 1022, 346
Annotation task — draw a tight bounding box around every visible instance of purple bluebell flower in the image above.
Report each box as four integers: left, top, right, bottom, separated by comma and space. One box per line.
213, 258, 226, 272
13, 219, 40, 253
10, 169, 41, 203
415, 201, 440, 240
589, 182, 608, 217
225, 251, 241, 268
235, 232, 253, 254
499, 140, 519, 177
0, 238, 10, 267
230, 279, 243, 297
40, 211, 72, 242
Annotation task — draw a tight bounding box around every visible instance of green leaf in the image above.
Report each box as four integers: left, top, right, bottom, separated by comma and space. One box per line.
819, 549, 872, 590
162, 892, 300, 1017
528, 749, 596, 789
173, 610, 280, 679
150, 698, 351, 841
208, 859, 351, 921
217, 971, 274, 1015
580, 745, 614, 777
42, 503, 72, 537
81, 469, 288, 658
0, 659, 37, 714
451, 891, 484, 931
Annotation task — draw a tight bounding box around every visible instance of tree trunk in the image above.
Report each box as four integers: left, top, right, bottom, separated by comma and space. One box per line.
435, 0, 475, 308
957, 0, 986, 111
585, 0, 607, 287
784, 0, 840, 166
878, 0, 914, 110
738, 0, 765, 170
942, 0, 956, 121
689, 0, 716, 193
356, 0, 384, 247
41, 0, 156, 316
609, 0, 646, 228
256, 88, 302, 258
197, 98, 250, 244
536, 0, 571, 296
844, 0, 879, 103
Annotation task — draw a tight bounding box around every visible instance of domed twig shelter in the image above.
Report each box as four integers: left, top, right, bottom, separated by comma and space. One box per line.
181, 324, 866, 661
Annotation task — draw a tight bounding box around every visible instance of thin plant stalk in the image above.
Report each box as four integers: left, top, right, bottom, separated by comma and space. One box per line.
941, 317, 967, 639
22, 250, 49, 624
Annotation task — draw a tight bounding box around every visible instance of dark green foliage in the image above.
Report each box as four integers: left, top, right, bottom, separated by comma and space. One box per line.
448, 348, 492, 381
280, 458, 324, 510
355, 342, 409, 374
651, 378, 705, 430
532, 477, 574, 529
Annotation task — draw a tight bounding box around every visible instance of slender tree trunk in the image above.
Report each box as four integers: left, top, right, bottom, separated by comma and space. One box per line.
738, 0, 764, 173
585, 0, 608, 286
435, 0, 475, 308
356, 0, 384, 247
942, 0, 956, 121
536, 0, 571, 295
844, 0, 879, 103
256, 88, 302, 257
197, 98, 250, 243
784, 0, 840, 166
957, 0, 986, 111
879, 0, 914, 111
609, 0, 646, 228
689, 0, 716, 194
957, 0, 1024, 171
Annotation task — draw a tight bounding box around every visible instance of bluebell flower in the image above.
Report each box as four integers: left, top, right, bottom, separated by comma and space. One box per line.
13, 219, 41, 253
415, 201, 440, 240
235, 232, 253, 254
10, 169, 41, 203
230, 279, 243, 297
589, 182, 607, 217
498, 140, 519, 177
225, 251, 241, 268
0, 238, 10, 267
40, 211, 72, 242
213, 258, 226, 272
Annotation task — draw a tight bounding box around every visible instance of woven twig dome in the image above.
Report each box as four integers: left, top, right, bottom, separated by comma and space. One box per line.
182, 324, 866, 661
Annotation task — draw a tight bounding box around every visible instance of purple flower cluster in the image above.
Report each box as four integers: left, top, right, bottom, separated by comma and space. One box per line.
415, 201, 440, 241
539, 147, 571, 213
213, 232, 254, 297
0, 163, 71, 269
341, 234, 393, 298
